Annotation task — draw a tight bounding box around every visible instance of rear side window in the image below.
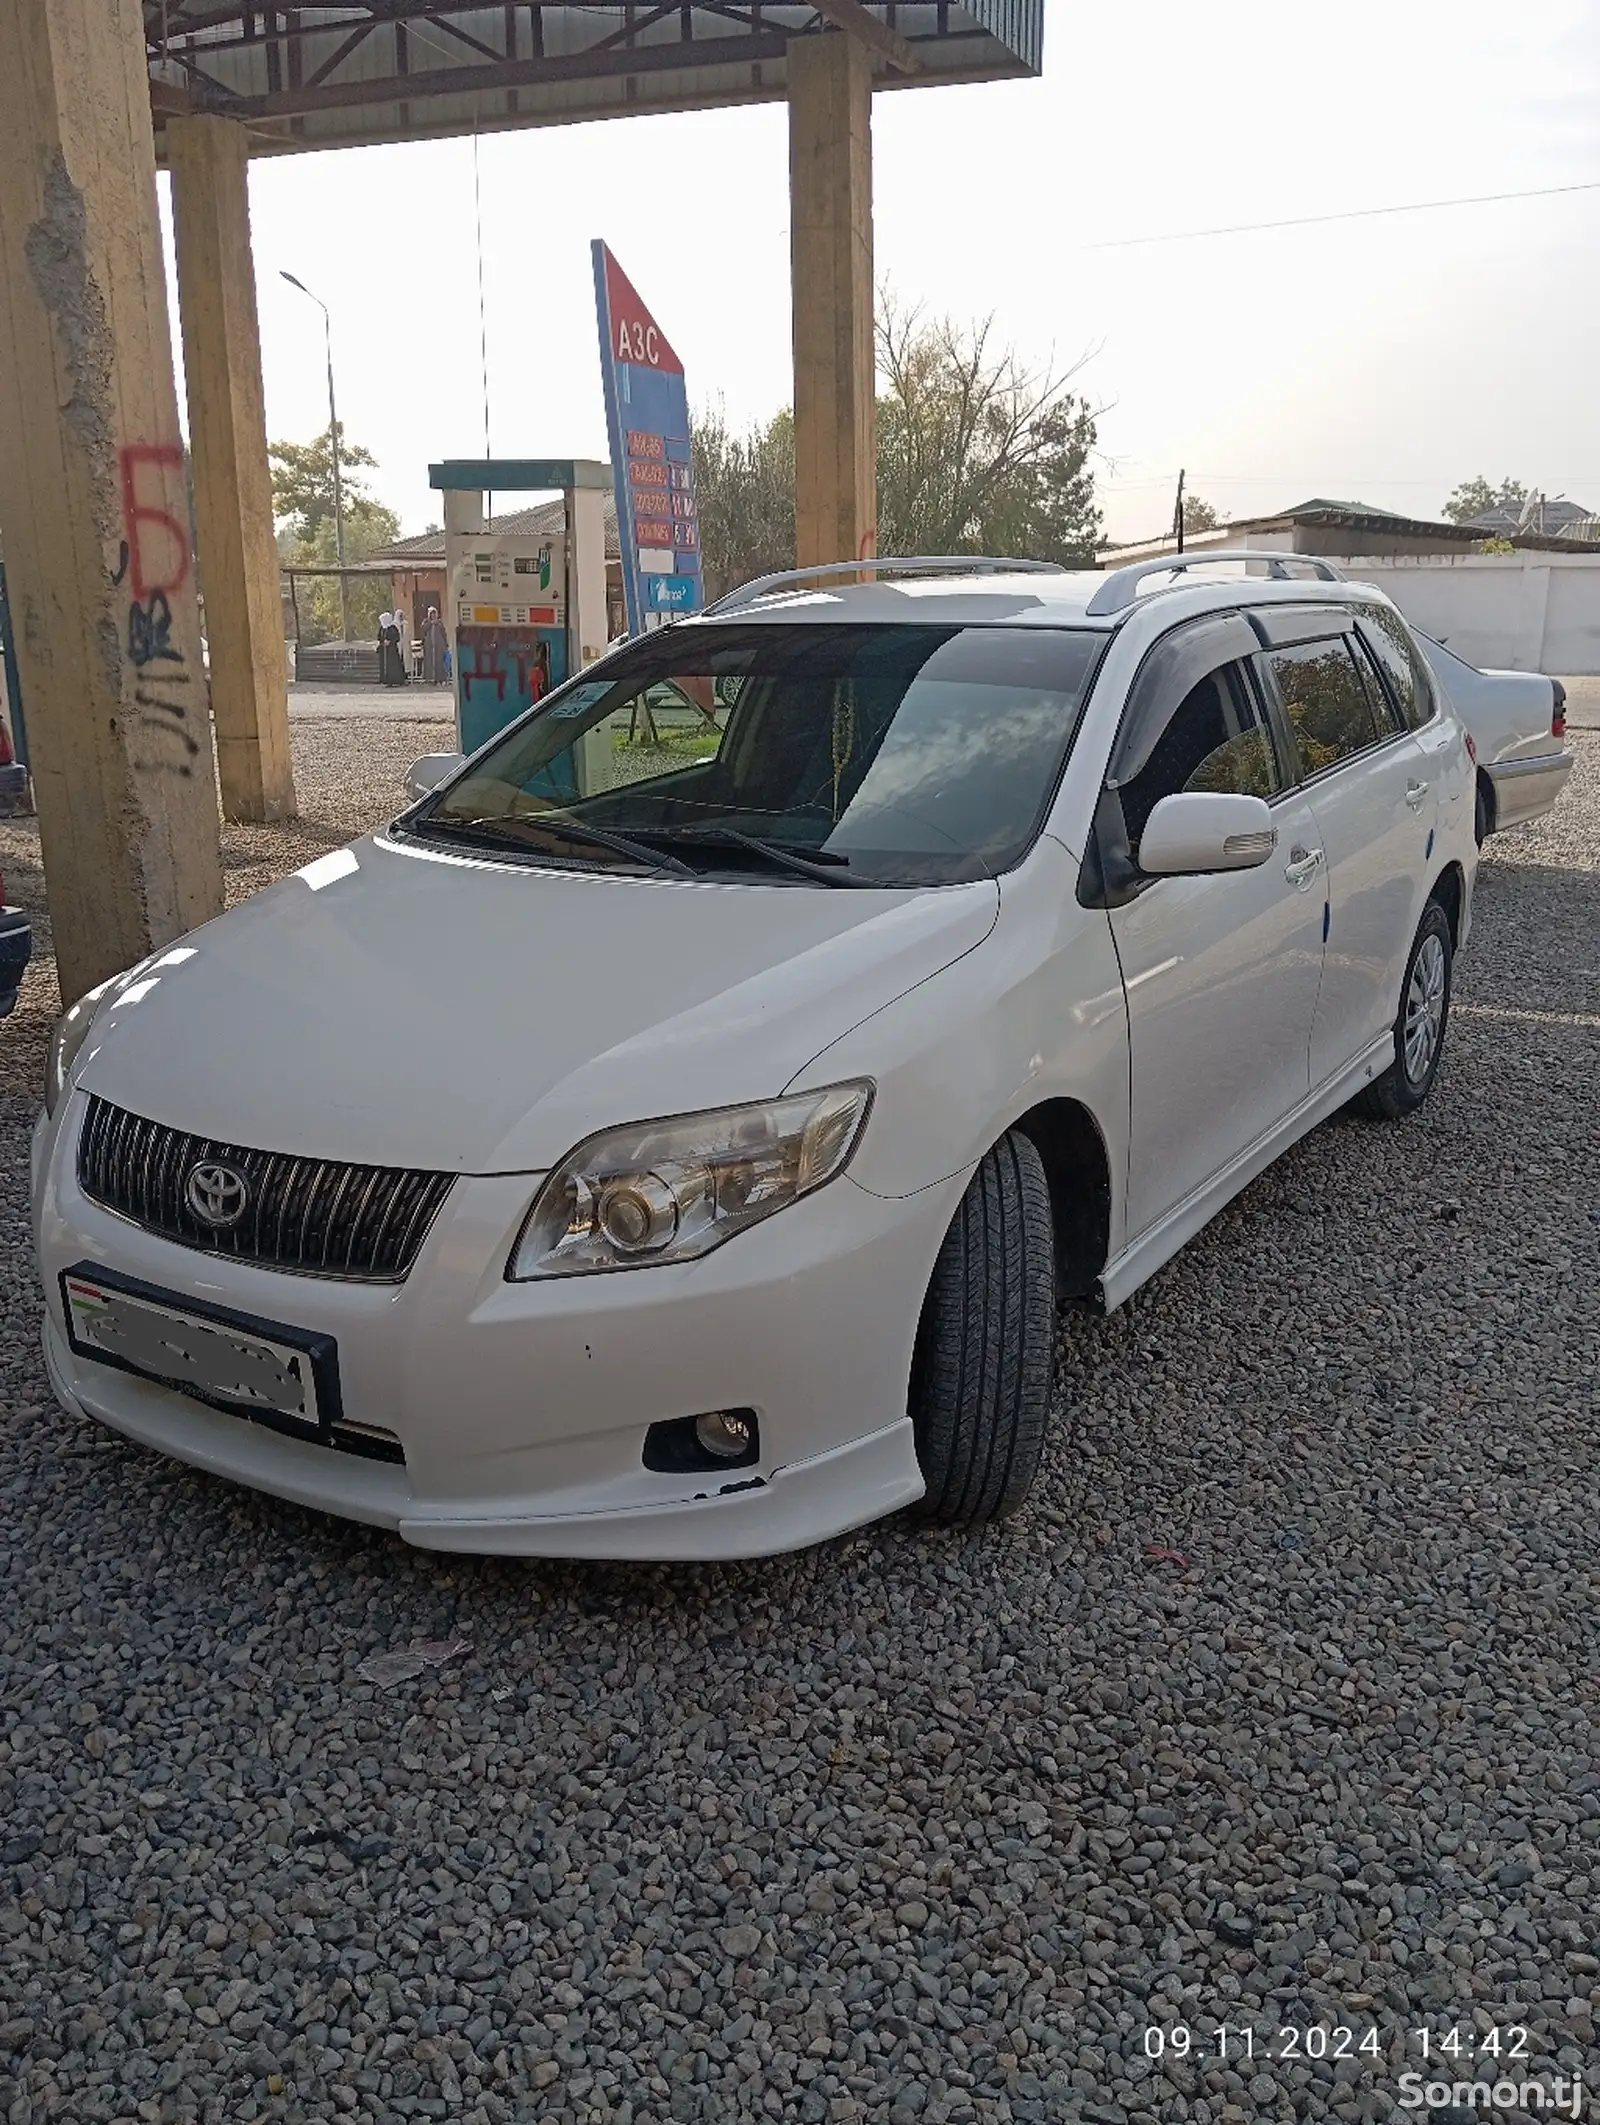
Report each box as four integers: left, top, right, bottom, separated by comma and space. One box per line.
1118, 662, 1283, 853
1358, 604, 1437, 730
1268, 637, 1385, 779
1350, 633, 1405, 735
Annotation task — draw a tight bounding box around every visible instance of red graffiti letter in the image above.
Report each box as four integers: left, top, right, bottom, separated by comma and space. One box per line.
119, 444, 190, 602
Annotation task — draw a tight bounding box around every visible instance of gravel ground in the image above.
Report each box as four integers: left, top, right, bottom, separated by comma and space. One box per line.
0, 720, 1598, 2125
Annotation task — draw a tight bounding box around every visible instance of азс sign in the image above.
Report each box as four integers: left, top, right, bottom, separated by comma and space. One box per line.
592, 241, 704, 634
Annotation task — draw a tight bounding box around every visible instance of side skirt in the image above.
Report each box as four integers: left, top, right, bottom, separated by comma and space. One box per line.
1095, 1031, 1394, 1313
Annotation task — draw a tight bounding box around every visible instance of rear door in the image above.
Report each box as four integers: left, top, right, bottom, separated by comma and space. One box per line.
1097, 622, 1326, 1239
1358, 604, 1470, 839
1253, 612, 1433, 1092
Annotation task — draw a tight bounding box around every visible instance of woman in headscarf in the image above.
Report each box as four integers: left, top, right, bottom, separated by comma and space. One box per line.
421, 605, 449, 687
378, 610, 406, 688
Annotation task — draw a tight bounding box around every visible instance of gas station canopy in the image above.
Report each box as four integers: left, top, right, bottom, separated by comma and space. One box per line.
145, 4, 1044, 155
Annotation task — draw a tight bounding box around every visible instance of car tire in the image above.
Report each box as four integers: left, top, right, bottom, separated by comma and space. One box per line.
1474, 775, 1492, 847
1356, 899, 1453, 1120
910, 1130, 1057, 1525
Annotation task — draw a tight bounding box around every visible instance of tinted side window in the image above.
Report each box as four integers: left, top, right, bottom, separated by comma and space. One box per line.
1358, 604, 1437, 730
1269, 638, 1384, 779
1119, 662, 1283, 854
1350, 633, 1405, 735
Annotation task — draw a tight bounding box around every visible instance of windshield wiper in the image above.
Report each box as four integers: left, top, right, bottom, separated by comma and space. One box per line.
638, 825, 863, 887
424, 811, 698, 878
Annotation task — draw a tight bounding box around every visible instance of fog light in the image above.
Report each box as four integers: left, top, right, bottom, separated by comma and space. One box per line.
695, 1410, 753, 1460
642, 1410, 760, 1474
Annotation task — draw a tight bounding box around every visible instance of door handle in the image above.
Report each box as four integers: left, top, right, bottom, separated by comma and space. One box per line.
1284, 845, 1323, 887
1405, 779, 1430, 810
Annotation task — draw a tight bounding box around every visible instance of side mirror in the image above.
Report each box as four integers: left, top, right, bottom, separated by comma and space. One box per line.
406, 752, 464, 801
1139, 791, 1276, 876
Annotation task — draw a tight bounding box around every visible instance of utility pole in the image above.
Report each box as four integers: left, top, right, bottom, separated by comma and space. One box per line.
1173, 467, 1186, 554
281, 271, 350, 641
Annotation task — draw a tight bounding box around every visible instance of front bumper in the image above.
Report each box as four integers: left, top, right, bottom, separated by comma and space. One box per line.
1485, 748, 1575, 832
34, 1095, 953, 1558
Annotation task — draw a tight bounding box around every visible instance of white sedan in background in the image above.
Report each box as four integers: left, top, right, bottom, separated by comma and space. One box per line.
1419, 635, 1572, 844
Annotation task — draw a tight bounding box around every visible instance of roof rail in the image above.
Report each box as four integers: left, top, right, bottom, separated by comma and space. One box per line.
1086, 550, 1347, 618
704, 554, 1068, 616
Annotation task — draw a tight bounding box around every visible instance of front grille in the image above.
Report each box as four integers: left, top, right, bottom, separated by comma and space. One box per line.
77, 1096, 453, 1283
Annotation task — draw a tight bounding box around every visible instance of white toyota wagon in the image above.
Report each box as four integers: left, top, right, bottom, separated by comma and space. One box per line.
33, 552, 1475, 1559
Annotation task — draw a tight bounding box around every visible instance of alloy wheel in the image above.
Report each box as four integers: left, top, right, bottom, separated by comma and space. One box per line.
1403, 932, 1447, 1084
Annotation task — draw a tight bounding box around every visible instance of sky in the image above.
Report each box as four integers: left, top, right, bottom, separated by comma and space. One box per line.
155, 0, 1600, 550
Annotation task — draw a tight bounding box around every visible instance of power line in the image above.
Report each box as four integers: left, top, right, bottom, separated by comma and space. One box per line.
1084, 177, 1600, 251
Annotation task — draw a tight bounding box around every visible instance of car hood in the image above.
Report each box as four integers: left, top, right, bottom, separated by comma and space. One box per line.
74, 833, 998, 1173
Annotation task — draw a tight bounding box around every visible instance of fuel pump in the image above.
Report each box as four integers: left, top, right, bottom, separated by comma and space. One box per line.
429, 459, 613, 756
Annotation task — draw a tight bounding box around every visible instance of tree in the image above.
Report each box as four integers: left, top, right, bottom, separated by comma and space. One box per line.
269, 424, 382, 543
1442, 475, 1529, 526
693, 403, 796, 602
876, 301, 1101, 563
1181, 493, 1220, 534
692, 307, 1103, 591
270, 424, 399, 644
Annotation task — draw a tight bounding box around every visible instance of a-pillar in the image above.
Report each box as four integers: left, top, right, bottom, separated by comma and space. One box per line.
167, 114, 297, 824
788, 31, 877, 572
0, 0, 223, 1004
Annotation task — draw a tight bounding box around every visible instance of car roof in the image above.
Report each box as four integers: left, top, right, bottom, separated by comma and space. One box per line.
682, 566, 1390, 635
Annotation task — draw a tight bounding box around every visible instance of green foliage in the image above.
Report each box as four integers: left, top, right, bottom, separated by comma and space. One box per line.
693, 405, 797, 601
692, 305, 1103, 593
269, 424, 382, 542
876, 302, 1102, 564
271, 424, 399, 644
1442, 475, 1528, 526
1181, 493, 1221, 534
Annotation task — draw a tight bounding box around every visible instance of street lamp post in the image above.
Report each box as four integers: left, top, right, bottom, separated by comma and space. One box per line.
280, 271, 350, 642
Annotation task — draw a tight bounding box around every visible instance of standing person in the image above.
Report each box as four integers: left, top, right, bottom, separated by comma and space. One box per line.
379, 610, 406, 688
422, 605, 449, 686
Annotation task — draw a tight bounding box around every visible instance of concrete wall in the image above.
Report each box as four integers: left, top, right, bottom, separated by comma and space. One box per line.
1104, 532, 1600, 675
1336, 553, 1600, 675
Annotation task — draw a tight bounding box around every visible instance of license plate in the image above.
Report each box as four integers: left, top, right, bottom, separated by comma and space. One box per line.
61, 1266, 336, 1440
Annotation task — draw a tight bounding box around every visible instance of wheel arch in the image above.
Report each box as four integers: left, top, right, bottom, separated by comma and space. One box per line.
1475, 767, 1497, 843
1429, 859, 1467, 947
1007, 1096, 1113, 1300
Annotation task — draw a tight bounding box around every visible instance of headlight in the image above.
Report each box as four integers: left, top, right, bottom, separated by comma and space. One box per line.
508, 1081, 873, 1280
44, 978, 116, 1118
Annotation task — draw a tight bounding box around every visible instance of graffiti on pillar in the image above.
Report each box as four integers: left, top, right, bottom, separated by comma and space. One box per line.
118, 444, 200, 776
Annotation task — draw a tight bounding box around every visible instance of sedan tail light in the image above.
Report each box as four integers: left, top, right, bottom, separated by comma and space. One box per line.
0, 718, 13, 768
1552, 679, 1567, 741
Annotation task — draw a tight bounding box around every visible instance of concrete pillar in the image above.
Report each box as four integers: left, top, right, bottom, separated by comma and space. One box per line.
0, 0, 223, 1005
788, 32, 877, 572
167, 114, 297, 824
567, 485, 610, 671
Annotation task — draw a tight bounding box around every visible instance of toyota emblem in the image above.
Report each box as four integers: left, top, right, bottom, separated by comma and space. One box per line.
185, 1160, 249, 1230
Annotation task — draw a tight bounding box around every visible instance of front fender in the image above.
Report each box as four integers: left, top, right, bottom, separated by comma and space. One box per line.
785, 837, 1131, 1258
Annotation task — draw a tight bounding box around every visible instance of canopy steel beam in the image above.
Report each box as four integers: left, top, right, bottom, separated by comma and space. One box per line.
143, 6, 1014, 123
807, 0, 918, 73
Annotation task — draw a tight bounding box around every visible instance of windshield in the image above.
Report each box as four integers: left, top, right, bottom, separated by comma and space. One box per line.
408, 622, 1103, 887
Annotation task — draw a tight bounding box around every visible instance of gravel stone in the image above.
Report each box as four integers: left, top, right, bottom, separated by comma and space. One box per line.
1, 715, 1598, 2119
